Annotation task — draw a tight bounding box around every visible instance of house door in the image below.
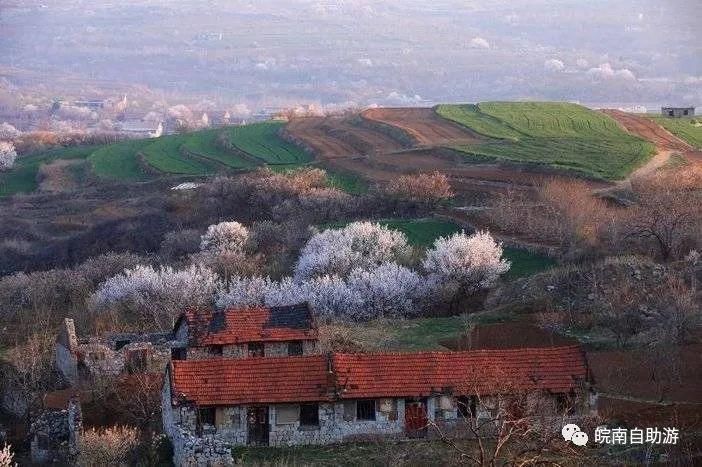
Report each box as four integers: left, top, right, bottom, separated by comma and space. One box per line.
404, 399, 428, 438
247, 406, 269, 446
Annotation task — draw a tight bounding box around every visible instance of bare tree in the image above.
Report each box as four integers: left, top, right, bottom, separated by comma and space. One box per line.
625, 168, 702, 261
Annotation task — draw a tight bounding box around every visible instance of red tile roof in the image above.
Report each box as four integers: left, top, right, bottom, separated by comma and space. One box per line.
184, 304, 317, 346
169, 346, 587, 406
170, 355, 332, 406
333, 346, 587, 398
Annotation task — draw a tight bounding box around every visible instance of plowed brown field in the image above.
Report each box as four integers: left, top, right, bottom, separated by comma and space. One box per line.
602, 109, 692, 151
362, 107, 481, 146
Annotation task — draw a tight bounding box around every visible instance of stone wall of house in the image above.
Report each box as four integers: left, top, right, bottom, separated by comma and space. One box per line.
55, 318, 79, 385
186, 340, 318, 360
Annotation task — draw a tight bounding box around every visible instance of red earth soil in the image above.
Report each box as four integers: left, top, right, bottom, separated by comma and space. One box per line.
602, 109, 692, 152
362, 107, 482, 146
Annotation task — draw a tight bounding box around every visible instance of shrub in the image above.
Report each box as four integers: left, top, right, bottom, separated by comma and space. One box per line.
385, 171, 454, 204
0, 141, 17, 171
78, 426, 139, 467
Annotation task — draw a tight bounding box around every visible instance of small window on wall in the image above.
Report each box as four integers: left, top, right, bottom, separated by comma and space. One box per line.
248, 342, 264, 357
299, 403, 319, 427
276, 404, 300, 425
198, 407, 216, 430
208, 345, 223, 356
287, 341, 303, 356
457, 396, 477, 418
356, 399, 376, 421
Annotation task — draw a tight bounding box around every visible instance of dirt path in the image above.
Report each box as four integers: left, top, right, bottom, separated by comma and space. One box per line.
362, 107, 481, 146
600, 110, 697, 190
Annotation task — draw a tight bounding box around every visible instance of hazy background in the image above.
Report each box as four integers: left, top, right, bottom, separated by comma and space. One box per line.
1, 0, 700, 112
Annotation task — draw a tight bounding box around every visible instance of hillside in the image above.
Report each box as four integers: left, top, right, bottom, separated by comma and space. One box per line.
648, 115, 702, 149
436, 102, 655, 180
0, 123, 315, 197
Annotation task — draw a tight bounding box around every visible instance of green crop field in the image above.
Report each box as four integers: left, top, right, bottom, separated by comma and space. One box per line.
181, 129, 255, 169
225, 122, 312, 165
648, 116, 702, 149
0, 145, 100, 197
140, 134, 220, 175
436, 102, 655, 180
89, 139, 154, 181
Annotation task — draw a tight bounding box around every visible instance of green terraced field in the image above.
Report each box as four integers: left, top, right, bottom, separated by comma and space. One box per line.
225, 122, 312, 165
648, 115, 702, 149
436, 102, 655, 180
0, 145, 99, 197
89, 139, 154, 181
140, 134, 220, 175
181, 129, 255, 169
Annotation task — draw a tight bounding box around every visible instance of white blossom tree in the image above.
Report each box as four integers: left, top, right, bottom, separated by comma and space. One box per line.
294, 221, 411, 280
92, 264, 220, 329
200, 221, 249, 253
215, 275, 273, 309
346, 262, 428, 319
0, 122, 20, 139
0, 141, 17, 171
423, 231, 510, 307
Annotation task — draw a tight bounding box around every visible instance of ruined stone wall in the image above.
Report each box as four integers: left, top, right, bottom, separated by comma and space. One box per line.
78, 340, 172, 377
30, 398, 82, 465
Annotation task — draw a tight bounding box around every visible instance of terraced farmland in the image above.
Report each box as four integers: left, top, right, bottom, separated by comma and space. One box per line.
437, 102, 655, 180
225, 122, 312, 165
89, 139, 154, 181
648, 116, 702, 149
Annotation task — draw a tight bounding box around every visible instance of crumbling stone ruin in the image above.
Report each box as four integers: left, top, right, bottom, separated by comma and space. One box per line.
29, 396, 82, 464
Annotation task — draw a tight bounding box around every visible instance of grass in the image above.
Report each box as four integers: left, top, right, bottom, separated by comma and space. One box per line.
325, 170, 368, 194
0, 145, 100, 197
89, 139, 154, 181
140, 134, 219, 175
181, 129, 255, 169
436, 102, 655, 180
648, 115, 702, 149
225, 122, 312, 165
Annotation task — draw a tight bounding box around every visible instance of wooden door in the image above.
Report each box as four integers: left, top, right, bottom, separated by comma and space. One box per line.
247, 406, 269, 446
404, 400, 428, 438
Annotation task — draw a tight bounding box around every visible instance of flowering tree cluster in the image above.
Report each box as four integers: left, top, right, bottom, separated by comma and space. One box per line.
91, 264, 220, 329
294, 221, 411, 280
0, 141, 17, 171
200, 221, 249, 253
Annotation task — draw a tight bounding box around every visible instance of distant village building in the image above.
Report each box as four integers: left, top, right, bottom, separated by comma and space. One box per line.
117, 119, 163, 138
661, 106, 695, 118
73, 99, 105, 111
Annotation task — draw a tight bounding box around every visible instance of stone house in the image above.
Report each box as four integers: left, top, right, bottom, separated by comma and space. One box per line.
162, 346, 590, 465
54, 318, 177, 385
172, 303, 319, 361
661, 106, 695, 118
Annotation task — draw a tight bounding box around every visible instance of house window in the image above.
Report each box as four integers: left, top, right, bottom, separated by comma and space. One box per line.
276, 404, 299, 425
457, 396, 477, 418
299, 403, 319, 427
287, 341, 303, 356
356, 400, 376, 421
171, 347, 187, 360
198, 407, 216, 434
208, 345, 223, 356
248, 342, 264, 357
